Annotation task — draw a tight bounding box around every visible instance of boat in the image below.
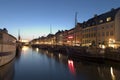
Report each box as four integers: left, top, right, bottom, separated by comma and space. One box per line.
0, 28, 17, 66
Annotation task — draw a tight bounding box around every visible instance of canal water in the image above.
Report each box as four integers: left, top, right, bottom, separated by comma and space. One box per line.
1, 46, 120, 80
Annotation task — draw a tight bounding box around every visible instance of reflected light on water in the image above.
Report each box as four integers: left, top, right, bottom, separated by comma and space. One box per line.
22, 46, 29, 52
58, 53, 61, 59
68, 60, 76, 75
110, 67, 116, 80
36, 48, 39, 52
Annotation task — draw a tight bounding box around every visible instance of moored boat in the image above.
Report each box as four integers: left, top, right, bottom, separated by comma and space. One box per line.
0, 28, 17, 66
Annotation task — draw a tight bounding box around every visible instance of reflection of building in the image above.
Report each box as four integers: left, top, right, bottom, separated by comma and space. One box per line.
74, 61, 120, 80
0, 59, 15, 80
82, 8, 120, 48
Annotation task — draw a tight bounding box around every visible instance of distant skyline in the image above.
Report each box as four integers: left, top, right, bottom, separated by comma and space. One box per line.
0, 0, 120, 40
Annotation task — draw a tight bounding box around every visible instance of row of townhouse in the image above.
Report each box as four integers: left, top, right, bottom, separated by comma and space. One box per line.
31, 7, 120, 48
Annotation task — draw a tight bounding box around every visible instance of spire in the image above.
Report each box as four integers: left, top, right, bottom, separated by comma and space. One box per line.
75, 12, 78, 27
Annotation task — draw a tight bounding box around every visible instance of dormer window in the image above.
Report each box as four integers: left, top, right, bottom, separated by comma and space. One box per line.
87, 24, 90, 26
100, 20, 103, 23
92, 22, 95, 25
106, 17, 111, 22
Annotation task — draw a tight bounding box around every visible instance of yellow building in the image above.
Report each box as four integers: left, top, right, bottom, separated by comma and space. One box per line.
81, 8, 120, 48
74, 23, 82, 46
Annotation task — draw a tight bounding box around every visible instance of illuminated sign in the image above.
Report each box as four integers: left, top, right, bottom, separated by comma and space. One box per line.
68, 36, 73, 39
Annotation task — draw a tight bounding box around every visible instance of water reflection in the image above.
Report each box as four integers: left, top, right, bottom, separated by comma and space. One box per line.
0, 60, 15, 80
15, 47, 22, 61
36, 48, 68, 65
110, 67, 116, 80
37, 48, 120, 80
22, 46, 29, 53
36, 48, 39, 52
1, 47, 120, 80
68, 60, 76, 75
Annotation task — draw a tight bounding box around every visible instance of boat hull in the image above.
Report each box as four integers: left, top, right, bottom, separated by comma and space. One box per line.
0, 44, 16, 66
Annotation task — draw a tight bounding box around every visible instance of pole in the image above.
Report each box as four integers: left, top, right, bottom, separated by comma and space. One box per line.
74, 12, 78, 46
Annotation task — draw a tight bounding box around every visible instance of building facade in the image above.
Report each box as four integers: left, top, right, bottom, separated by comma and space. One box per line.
81, 8, 120, 48
31, 7, 120, 48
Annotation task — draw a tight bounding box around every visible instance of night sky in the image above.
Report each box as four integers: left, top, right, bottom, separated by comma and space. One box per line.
0, 0, 120, 40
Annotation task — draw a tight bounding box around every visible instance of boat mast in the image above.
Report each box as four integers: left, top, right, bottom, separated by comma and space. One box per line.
18, 29, 21, 41
50, 24, 52, 34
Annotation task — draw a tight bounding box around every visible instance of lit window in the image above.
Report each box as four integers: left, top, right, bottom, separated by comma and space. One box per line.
106, 17, 111, 22
100, 20, 103, 23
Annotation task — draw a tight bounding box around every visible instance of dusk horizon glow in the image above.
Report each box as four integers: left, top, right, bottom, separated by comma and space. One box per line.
0, 0, 120, 40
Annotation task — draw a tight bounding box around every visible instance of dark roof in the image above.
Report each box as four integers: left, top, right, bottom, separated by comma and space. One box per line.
82, 7, 120, 28
47, 34, 54, 38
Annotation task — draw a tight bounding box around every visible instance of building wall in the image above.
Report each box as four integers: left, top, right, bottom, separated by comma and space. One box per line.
67, 29, 74, 46
74, 24, 82, 46
82, 20, 115, 46
115, 10, 120, 41
97, 21, 115, 43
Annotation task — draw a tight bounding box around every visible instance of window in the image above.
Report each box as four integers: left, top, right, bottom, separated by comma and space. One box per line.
106, 26, 109, 29
106, 17, 111, 22
100, 20, 103, 23
102, 32, 105, 36
97, 32, 101, 37
0, 33, 2, 39
87, 24, 90, 27
106, 31, 109, 36
94, 27, 97, 30
110, 25, 113, 28
110, 31, 114, 36
92, 22, 95, 25
94, 33, 96, 37
102, 26, 104, 29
